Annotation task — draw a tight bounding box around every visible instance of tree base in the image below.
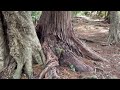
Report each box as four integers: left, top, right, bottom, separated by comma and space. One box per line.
39, 42, 60, 79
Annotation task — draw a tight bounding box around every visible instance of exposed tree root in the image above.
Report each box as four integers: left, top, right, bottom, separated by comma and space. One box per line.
60, 50, 93, 72
39, 35, 108, 74
37, 27, 107, 76
0, 59, 16, 79
39, 61, 60, 79
79, 38, 95, 43
45, 67, 60, 79
36, 11, 108, 78
71, 36, 108, 62
39, 42, 60, 79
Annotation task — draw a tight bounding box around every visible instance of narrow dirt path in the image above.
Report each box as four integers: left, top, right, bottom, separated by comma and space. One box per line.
73, 17, 120, 79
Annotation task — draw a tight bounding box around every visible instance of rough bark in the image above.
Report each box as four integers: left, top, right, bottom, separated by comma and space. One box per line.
0, 11, 45, 79
108, 11, 120, 44
0, 12, 9, 71
36, 11, 107, 79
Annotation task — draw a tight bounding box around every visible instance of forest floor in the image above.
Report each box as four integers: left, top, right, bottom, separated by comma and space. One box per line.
23, 16, 120, 79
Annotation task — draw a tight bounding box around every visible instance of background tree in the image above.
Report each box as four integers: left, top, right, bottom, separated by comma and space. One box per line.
108, 11, 120, 44
104, 11, 110, 23
36, 11, 107, 79
0, 11, 45, 79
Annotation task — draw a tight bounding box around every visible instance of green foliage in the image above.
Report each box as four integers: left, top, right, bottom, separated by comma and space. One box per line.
97, 11, 107, 18
72, 11, 108, 19
55, 48, 64, 56
73, 11, 80, 17
31, 11, 42, 21
73, 11, 94, 17
73, 11, 86, 17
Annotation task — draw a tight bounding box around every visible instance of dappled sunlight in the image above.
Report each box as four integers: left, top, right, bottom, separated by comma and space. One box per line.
75, 24, 109, 36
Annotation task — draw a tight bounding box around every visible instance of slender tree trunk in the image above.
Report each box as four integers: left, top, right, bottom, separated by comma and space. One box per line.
36, 11, 107, 79
105, 11, 110, 23
0, 11, 45, 79
108, 11, 120, 44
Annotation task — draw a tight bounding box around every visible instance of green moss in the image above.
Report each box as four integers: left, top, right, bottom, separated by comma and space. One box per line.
55, 48, 64, 55
31, 11, 42, 21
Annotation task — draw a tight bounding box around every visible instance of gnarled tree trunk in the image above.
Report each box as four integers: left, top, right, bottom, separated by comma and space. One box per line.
36, 11, 107, 79
0, 11, 45, 79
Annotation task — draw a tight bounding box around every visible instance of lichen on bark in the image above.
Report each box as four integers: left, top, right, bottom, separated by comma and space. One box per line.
0, 11, 45, 79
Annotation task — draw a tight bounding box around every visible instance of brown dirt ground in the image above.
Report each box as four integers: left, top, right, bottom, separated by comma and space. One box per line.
23, 17, 120, 79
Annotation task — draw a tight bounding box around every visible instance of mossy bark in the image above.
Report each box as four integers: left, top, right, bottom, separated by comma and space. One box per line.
0, 11, 45, 79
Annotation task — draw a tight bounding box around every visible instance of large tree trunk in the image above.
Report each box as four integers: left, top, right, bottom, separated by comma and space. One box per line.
108, 11, 120, 44
0, 11, 45, 79
0, 12, 8, 71
36, 11, 107, 79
